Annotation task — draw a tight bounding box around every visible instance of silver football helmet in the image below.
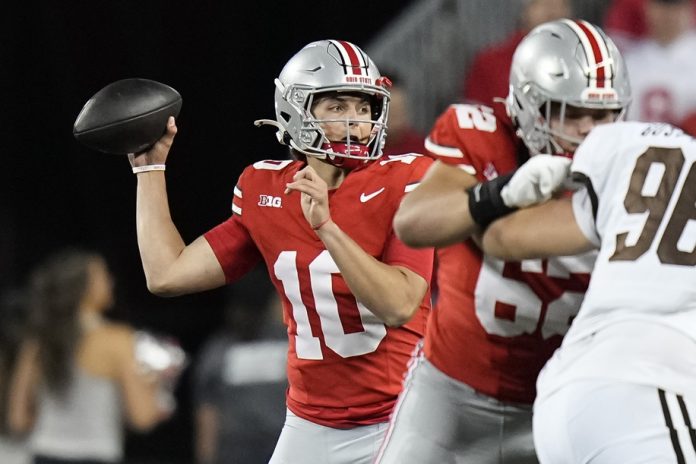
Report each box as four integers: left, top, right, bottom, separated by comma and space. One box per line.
506, 19, 631, 155
255, 40, 391, 168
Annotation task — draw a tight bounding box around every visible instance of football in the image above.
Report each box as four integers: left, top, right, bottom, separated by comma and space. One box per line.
73, 78, 182, 154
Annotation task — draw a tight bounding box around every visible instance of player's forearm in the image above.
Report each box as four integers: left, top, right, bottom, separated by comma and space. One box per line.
393, 161, 480, 247
483, 198, 595, 260
394, 189, 479, 247
135, 172, 187, 294
316, 222, 426, 326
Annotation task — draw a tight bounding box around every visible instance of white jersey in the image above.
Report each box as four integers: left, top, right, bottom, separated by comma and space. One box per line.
625, 31, 696, 124
538, 121, 696, 399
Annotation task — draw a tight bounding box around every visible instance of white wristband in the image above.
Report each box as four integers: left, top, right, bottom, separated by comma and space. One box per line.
132, 164, 166, 174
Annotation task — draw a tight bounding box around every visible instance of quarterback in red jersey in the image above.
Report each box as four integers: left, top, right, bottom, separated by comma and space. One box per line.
377, 20, 632, 464
128, 40, 433, 464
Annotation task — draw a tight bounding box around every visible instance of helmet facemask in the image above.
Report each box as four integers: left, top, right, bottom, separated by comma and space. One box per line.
282, 85, 389, 169
543, 100, 626, 155
510, 83, 627, 156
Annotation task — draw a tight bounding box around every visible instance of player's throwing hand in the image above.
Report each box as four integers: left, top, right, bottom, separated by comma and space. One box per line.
129, 117, 178, 168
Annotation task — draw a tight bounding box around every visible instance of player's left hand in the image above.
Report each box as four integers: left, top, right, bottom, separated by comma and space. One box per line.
501, 155, 571, 208
285, 166, 332, 229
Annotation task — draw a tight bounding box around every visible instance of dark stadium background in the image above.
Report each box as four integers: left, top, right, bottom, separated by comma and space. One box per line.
1, 1, 416, 461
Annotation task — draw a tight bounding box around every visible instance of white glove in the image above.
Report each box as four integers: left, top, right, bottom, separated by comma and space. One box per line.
500, 155, 571, 208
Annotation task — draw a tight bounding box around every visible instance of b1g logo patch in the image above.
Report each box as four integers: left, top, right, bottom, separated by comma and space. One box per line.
258, 195, 282, 208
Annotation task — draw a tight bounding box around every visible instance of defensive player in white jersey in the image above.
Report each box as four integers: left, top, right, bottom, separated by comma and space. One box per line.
483, 121, 696, 463
379, 20, 631, 464
127, 40, 435, 463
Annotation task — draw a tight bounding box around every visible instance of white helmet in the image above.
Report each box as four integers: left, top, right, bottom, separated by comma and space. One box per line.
256, 40, 391, 169
506, 19, 632, 154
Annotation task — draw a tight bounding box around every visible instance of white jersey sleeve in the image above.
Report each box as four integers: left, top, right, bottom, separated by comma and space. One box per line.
571, 188, 600, 247
569, 122, 625, 247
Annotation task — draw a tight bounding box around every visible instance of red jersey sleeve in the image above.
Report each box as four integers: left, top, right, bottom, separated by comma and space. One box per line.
383, 154, 434, 282
425, 105, 477, 167
203, 169, 262, 283
382, 231, 433, 283
425, 104, 519, 180
401, 152, 435, 191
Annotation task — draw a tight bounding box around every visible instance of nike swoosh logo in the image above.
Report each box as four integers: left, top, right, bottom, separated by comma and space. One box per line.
360, 187, 386, 203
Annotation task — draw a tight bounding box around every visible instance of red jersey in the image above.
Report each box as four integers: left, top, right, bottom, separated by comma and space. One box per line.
424, 104, 594, 404
204, 155, 434, 428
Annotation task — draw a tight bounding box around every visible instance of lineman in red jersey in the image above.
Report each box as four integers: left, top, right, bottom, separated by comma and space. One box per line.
128, 40, 434, 464
377, 20, 632, 464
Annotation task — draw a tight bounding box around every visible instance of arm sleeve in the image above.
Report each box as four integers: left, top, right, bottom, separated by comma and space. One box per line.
571, 187, 601, 247
403, 154, 434, 192
570, 124, 619, 183
382, 231, 434, 283
569, 124, 624, 247
382, 155, 435, 282
424, 105, 507, 180
204, 169, 263, 283
424, 106, 478, 174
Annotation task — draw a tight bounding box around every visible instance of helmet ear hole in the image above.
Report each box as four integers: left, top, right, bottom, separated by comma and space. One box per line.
369, 95, 381, 120
280, 111, 291, 123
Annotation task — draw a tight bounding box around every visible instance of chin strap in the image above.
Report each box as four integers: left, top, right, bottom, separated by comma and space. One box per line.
320, 142, 371, 158
254, 118, 372, 170
319, 142, 371, 170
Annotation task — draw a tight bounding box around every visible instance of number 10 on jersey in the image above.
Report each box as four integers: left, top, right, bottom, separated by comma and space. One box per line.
274, 250, 387, 360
